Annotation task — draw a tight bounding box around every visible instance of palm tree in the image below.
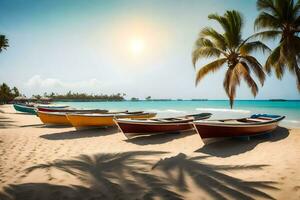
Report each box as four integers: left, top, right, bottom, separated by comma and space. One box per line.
0, 34, 9, 52
254, 0, 300, 91
192, 10, 269, 108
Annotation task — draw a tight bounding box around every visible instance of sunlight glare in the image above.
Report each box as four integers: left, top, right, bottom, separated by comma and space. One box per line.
130, 38, 145, 56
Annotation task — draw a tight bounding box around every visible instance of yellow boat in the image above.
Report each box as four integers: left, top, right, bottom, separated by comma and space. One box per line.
37, 111, 71, 126
66, 112, 157, 129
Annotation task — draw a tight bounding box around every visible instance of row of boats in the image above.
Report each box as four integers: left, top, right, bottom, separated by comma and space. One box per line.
13, 103, 285, 140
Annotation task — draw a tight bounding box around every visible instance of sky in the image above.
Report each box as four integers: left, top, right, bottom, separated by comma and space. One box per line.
0, 0, 299, 100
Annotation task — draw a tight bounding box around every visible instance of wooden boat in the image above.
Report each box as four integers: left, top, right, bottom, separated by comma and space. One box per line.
193, 114, 285, 139
37, 104, 69, 109
37, 107, 109, 113
115, 113, 212, 139
66, 112, 157, 129
13, 104, 37, 114
37, 111, 71, 126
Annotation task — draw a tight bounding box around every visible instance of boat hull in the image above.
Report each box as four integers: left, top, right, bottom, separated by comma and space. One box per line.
13, 104, 36, 114
66, 113, 156, 129
116, 121, 194, 139
37, 112, 71, 126
194, 122, 278, 139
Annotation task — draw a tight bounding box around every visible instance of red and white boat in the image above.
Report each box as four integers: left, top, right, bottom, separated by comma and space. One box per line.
115, 113, 212, 139
193, 114, 285, 139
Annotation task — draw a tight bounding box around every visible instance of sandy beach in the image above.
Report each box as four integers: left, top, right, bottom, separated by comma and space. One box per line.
0, 104, 300, 199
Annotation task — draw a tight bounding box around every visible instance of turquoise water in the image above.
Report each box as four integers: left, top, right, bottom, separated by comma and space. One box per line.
56, 100, 300, 128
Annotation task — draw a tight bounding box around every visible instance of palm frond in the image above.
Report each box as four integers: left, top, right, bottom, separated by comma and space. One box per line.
242, 55, 266, 85
0, 35, 9, 52
254, 11, 281, 30
195, 58, 227, 85
195, 38, 214, 48
237, 62, 259, 97
256, 0, 279, 16
192, 46, 223, 67
250, 30, 282, 40
239, 41, 271, 55
223, 65, 240, 108
208, 10, 243, 49
265, 46, 282, 75
295, 66, 300, 91
200, 27, 227, 50
208, 13, 231, 34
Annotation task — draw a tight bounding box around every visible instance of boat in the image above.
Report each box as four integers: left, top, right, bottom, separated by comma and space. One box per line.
37, 107, 109, 113
13, 104, 37, 114
115, 113, 212, 139
66, 112, 157, 129
193, 114, 285, 139
37, 111, 71, 126
37, 104, 69, 109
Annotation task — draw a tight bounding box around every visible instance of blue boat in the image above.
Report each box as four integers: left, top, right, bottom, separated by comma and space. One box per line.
13, 104, 37, 114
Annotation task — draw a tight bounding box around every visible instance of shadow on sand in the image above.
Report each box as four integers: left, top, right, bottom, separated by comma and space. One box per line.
196, 126, 289, 158
18, 123, 46, 128
40, 127, 119, 140
7, 112, 35, 116
0, 151, 279, 200
125, 130, 196, 145
0, 116, 16, 129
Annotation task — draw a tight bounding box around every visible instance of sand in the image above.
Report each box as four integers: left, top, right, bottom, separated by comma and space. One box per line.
0, 104, 300, 200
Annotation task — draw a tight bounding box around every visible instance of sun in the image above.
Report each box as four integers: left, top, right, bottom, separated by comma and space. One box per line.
130, 38, 145, 56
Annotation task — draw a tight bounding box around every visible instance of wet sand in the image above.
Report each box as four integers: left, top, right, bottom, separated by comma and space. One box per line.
0, 104, 300, 199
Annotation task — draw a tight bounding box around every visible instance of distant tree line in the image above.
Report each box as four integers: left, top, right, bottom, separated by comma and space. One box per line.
0, 83, 20, 104
43, 91, 126, 101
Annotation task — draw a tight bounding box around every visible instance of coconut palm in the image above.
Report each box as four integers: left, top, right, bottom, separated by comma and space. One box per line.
192, 10, 269, 108
254, 0, 300, 91
0, 34, 9, 52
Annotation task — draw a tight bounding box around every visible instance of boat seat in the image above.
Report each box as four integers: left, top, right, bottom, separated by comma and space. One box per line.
256, 117, 273, 120
245, 118, 269, 122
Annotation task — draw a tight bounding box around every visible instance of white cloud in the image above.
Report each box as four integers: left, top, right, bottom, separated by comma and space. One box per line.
24, 75, 103, 95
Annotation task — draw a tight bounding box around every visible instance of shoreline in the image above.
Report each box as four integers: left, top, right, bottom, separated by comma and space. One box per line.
1, 104, 300, 199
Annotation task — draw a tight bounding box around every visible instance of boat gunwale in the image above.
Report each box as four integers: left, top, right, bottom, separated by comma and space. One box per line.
36, 105, 69, 109
114, 113, 212, 125
193, 116, 285, 127
37, 111, 67, 116
66, 112, 156, 117
14, 104, 36, 110
115, 119, 194, 126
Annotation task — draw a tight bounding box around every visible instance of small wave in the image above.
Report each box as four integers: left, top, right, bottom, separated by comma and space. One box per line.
196, 108, 251, 114
147, 109, 186, 113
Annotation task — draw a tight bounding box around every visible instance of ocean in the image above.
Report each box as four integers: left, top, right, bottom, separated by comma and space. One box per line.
56, 100, 300, 128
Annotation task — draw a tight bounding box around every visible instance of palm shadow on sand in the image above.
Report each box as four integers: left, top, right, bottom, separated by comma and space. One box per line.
196, 126, 289, 158
0, 151, 279, 200
125, 130, 196, 145
0, 116, 16, 129
40, 126, 119, 140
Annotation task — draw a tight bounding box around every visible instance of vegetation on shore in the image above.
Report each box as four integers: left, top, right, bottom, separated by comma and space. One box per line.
0, 83, 20, 104
40, 91, 126, 101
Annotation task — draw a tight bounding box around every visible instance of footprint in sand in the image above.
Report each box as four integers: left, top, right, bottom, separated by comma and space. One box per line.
294, 186, 300, 191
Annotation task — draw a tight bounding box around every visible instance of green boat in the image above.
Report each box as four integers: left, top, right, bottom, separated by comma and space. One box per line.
13, 104, 37, 114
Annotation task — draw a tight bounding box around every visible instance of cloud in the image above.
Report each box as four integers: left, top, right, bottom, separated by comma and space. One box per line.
24, 75, 103, 95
